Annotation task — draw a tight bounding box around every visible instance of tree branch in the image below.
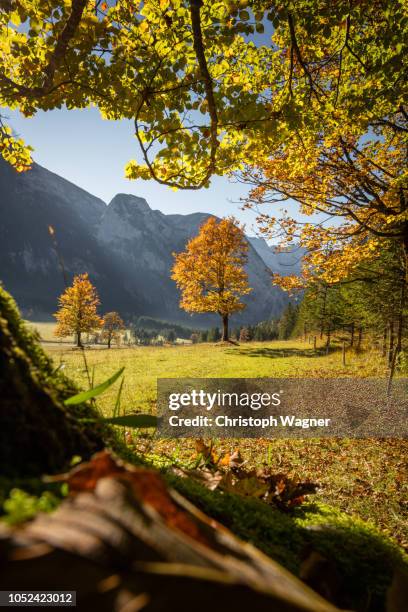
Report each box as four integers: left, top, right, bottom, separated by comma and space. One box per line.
287, 12, 322, 101
189, 0, 219, 175
0, 0, 88, 99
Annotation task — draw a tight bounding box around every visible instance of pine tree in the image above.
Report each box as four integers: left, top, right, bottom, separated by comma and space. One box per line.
199, 330, 208, 343
165, 329, 177, 344
207, 327, 221, 342
278, 303, 298, 340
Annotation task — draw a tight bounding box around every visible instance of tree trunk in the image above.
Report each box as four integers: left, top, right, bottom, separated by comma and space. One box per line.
387, 347, 398, 396
108, 334, 111, 349
319, 285, 327, 341
0, 451, 340, 612
350, 322, 355, 348
326, 327, 331, 354
388, 321, 395, 368
222, 314, 229, 342
0, 286, 103, 478
77, 331, 82, 347
357, 327, 363, 352
396, 282, 405, 355
382, 326, 387, 358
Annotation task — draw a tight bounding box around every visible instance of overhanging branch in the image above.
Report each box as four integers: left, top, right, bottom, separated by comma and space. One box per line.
0, 0, 88, 99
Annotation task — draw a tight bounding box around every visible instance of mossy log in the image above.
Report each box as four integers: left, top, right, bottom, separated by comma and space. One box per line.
0, 286, 103, 477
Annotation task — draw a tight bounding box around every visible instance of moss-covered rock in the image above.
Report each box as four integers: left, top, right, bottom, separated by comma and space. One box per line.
0, 286, 104, 477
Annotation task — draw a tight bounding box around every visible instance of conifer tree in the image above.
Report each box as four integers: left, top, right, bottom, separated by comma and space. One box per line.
278, 303, 298, 340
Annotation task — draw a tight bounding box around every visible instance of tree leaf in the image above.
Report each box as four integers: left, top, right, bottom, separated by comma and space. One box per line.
64, 367, 125, 405
102, 414, 157, 428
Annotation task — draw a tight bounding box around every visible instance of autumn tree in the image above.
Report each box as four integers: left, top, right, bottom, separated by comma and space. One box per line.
243, 122, 407, 353
239, 327, 250, 343
172, 218, 251, 341
101, 311, 125, 349
2, 2, 405, 301
54, 274, 103, 347
1, 0, 407, 479
1, 1, 407, 188
2, 1, 405, 329
291, 240, 407, 360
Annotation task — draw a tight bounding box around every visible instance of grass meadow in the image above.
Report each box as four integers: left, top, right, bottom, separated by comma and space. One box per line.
41, 334, 408, 550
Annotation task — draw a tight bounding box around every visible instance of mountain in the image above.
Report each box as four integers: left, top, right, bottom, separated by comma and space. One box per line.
0, 158, 141, 318
0, 158, 293, 325
248, 237, 304, 277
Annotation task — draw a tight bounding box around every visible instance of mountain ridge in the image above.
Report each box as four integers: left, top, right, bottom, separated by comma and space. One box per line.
248, 237, 304, 277
0, 158, 294, 325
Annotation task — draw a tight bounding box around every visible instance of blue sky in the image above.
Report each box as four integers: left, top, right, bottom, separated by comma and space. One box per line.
6, 105, 266, 233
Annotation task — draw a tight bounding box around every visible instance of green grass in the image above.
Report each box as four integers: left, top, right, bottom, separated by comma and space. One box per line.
0, 325, 405, 612
43, 338, 408, 552
25, 320, 64, 342
46, 338, 390, 415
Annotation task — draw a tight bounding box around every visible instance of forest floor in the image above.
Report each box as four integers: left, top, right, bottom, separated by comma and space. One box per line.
43, 338, 408, 551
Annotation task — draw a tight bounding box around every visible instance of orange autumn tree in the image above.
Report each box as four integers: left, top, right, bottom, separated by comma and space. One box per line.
243, 124, 408, 290
101, 311, 126, 349
172, 217, 251, 342
243, 121, 408, 308
54, 273, 103, 347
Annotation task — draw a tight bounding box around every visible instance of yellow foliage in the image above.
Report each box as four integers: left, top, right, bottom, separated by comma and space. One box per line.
101, 311, 125, 347
54, 273, 103, 345
246, 127, 408, 290
172, 217, 251, 319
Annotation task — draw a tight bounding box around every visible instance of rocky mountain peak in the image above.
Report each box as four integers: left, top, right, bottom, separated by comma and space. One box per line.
108, 194, 151, 215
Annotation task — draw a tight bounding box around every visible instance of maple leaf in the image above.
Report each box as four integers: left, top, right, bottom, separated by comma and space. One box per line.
219, 449, 244, 468
195, 438, 212, 458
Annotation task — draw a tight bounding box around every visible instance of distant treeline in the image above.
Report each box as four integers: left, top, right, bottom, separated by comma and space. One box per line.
196, 320, 281, 343
129, 316, 198, 344
126, 308, 300, 345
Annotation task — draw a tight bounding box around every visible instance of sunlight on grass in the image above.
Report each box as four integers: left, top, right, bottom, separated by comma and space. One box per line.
46, 338, 389, 416
43, 338, 406, 549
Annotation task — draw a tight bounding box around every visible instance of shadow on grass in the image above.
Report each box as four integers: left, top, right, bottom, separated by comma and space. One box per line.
224, 346, 341, 359
166, 473, 405, 612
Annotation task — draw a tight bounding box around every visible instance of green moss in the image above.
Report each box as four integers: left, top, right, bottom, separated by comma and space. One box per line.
0, 286, 106, 477
2, 488, 61, 525
1, 285, 93, 411
164, 471, 407, 612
